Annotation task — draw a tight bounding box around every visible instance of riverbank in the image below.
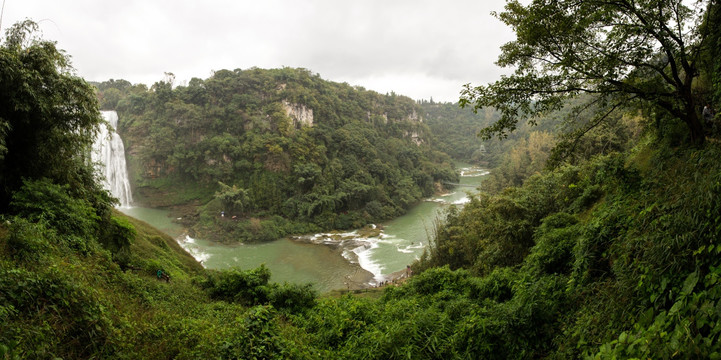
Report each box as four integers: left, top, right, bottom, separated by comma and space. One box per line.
289, 227, 380, 289
121, 164, 487, 292
289, 223, 418, 288
326, 267, 414, 298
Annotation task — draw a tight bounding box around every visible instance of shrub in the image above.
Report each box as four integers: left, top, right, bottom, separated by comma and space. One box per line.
390, 266, 471, 298
570, 203, 628, 288
268, 283, 317, 313
100, 216, 136, 265
0, 267, 115, 358
201, 266, 272, 305
3, 217, 53, 261
10, 178, 99, 240
467, 267, 518, 303
523, 213, 580, 276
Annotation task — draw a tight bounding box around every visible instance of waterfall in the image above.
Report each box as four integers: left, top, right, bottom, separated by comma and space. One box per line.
92, 110, 133, 207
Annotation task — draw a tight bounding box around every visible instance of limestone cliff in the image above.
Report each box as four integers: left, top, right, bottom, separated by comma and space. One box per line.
282, 100, 314, 128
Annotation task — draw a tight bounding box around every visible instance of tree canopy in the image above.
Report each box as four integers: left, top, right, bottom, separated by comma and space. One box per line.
0, 20, 104, 210
97, 67, 459, 241
461, 0, 715, 145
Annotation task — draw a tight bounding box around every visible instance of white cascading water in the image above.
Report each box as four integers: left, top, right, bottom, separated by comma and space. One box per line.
92, 110, 133, 207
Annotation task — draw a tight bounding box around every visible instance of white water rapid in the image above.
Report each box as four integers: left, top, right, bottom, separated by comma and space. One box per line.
92, 111, 133, 207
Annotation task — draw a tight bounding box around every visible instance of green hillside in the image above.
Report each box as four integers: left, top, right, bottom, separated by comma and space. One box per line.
95, 68, 457, 243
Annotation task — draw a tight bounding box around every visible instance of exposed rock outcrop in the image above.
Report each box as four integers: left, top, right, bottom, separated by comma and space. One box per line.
282, 100, 314, 128
404, 130, 424, 145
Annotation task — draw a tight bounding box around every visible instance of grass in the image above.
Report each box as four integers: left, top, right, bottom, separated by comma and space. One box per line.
118, 209, 203, 280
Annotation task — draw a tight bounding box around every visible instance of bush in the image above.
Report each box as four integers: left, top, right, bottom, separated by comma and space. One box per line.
200, 266, 317, 313
467, 267, 518, 303
0, 267, 115, 358
523, 213, 580, 276
100, 216, 136, 265
3, 218, 53, 262
10, 178, 100, 240
570, 203, 628, 288
268, 283, 317, 313
388, 266, 471, 298
201, 266, 272, 305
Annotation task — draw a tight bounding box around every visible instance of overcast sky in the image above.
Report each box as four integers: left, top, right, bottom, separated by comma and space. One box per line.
1, 0, 516, 103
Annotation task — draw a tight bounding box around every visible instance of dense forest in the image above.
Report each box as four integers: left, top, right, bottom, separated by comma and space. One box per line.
94, 68, 457, 242
3, 0, 721, 358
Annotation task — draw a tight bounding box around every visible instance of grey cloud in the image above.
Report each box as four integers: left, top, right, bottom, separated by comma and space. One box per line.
3, 0, 514, 101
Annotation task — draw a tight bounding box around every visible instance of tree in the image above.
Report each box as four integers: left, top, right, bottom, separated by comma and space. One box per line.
0, 20, 104, 210
215, 181, 249, 215
460, 0, 714, 145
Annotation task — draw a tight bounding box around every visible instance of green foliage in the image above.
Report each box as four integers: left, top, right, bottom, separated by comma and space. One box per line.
421, 102, 499, 162
467, 267, 517, 303
2, 6, 721, 357
201, 265, 273, 305
422, 184, 572, 274
293, 265, 572, 358
120, 210, 204, 281
0, 20, 104, 210
3, 134, 721, 359
523, 213, 580, 276
461, 0, 711, 145
200, 265, 317, 313
214, 181, 249, 215
194, 210, 319, 244
3, 218, 53, 262
482, 131, 557, 192
268, 282, 317, 314
230, 305, 292, 359
0, 266, 116, 358
547, 102, 643, 167
10, 178, 101, 254
97, 67, 458, 242
412, 138, 721, 358
101, 216, 136, 265
387, 265, 473, 297
594, 267, 721, 359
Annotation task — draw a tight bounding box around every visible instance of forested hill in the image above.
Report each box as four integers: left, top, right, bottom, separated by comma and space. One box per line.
420, 101, 499, 164
94, 68, 458, 242
421, 101, 555, 167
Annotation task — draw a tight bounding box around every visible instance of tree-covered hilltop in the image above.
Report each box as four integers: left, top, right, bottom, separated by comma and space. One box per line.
419, 101, 500, 164
421, 101, 562, 170
421, 94, 641, 195
94, 68, 458, 242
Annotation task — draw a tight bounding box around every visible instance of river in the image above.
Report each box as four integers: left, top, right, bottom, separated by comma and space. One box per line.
119, 165, 487, 293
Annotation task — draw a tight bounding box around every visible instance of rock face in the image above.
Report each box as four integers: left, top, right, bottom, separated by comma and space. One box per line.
407, 109, 421, 123
282, 100, 314, 128
404, 130, 424, 145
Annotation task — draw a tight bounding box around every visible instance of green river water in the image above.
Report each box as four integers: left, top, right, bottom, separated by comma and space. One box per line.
120, 165, 486, 293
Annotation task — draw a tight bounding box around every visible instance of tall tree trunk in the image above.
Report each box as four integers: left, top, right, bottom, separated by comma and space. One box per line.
683, 105, 706, 146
